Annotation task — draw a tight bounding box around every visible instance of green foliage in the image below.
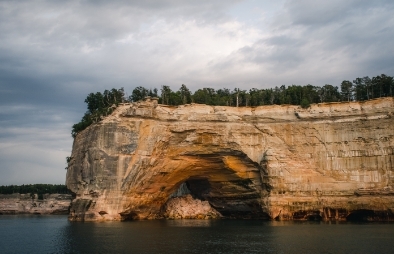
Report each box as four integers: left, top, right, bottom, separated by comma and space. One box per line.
0, 184, 72, 197
130, 86, 148, 102
351, 74, 393, 101
193, 87, 216, 105
158, 84, 193, 106
160, 85, 172, 105
65, 156, 73, 170
71, 74, 393, 137
179, 84, 192, 104
129, 87, 158, 102
319, 84, 341, 103
72, 88, 125, 137
300, 98, 310, 108
71, 113, 92, 138
341, 80, 353, 101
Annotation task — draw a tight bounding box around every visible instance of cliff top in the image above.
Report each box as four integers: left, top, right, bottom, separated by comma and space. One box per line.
103, 97, 393, 124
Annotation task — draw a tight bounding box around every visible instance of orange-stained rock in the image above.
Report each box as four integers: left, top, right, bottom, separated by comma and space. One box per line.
66, 97, 394, 221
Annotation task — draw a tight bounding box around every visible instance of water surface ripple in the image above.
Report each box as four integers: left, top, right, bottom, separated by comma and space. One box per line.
1, 215, 393, 253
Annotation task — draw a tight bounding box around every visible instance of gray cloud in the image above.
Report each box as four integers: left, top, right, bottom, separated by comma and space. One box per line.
0, 0, 244, 185
0, 0, 393, 185
208, 0, 394, 87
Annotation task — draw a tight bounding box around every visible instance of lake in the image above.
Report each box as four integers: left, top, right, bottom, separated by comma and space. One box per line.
0, 215, 393, 253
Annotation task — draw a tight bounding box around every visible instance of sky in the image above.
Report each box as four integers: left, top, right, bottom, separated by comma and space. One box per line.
0, 0, 393, 185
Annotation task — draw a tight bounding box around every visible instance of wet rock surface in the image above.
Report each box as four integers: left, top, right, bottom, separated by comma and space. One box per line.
66, 97, 394, 221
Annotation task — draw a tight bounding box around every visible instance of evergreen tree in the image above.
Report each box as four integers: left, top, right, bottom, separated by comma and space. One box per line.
179, 84, 192, 104
130, 86, 149, 102
161, 86, 172, 105
341, 80, 353, 101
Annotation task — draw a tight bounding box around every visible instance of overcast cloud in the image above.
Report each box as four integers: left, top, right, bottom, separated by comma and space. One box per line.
0, 0, 393, 185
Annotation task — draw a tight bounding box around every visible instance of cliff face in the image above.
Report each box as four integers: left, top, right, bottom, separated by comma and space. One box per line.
0, 194, 72, 215
66, 97, 394, 221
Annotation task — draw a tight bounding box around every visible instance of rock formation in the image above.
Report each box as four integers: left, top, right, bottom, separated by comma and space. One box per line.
0, 193, 72, 215
163, 194, 222, 219
66, 97, 394, 221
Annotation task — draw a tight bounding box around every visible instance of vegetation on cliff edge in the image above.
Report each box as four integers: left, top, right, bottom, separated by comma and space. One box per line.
71, 74, 393, 138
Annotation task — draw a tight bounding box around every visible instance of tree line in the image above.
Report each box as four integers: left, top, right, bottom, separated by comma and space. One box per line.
0, 184, 71, 199
71, 74, 393, 138
130, 74, 393, 107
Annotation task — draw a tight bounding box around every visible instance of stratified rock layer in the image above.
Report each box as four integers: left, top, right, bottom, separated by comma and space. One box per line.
0, 194, 72, 214
66, 97, 394, 221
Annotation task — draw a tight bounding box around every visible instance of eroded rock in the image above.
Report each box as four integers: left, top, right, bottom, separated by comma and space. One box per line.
163, 194, 222, 219
66, 97, 394, 221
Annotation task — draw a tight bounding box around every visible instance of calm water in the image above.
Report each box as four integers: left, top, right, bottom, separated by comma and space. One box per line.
0, 215, 394, 254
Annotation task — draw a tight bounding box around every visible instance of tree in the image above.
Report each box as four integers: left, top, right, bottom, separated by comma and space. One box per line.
161, 86, 172, 105
301, 85, 320, 104
149, 88, 159, 97
300, 98, 310, 108
319, 84, 340, 102
341, 80, 353, 101
363, 76, 372, 99
216, 88, 232, 106
168, 91, 182, 105
130, 86, 149, 102
178, 84, 192, 104
71, 113, 92, 138
352, 78, 367, 101
72, 88, 125, 137
85, 92, 104, 114
234, 88, 240, 107
0, 184, 71, 196
372, 74, 393, 98
249, 88, 263, 106
192, 88, 216, 105
267, 88, 275, 105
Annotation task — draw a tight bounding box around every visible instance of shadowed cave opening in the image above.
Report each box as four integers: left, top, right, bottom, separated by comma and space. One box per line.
346, 209, 377, 222
163, 176, 268, 219
345, 209, 394, 222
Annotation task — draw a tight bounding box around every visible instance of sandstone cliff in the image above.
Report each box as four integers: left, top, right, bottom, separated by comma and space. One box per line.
66, 97, 394, 221
0, 194, 72, 215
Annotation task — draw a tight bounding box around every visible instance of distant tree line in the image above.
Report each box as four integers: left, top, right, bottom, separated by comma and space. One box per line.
71, 74, 393, 138
0, 184, 71, 199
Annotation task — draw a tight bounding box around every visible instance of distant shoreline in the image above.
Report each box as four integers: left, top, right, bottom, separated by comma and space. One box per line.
0, 193, 72, 215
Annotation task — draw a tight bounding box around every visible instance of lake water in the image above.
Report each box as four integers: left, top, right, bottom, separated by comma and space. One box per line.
0, 215, 393, 254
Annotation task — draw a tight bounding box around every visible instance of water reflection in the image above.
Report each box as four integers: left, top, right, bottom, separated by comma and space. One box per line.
165, 219, 213, 227
1, 216, 394, 254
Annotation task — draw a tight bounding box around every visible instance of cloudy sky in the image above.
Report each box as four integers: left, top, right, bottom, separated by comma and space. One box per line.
0, 0, 393, 185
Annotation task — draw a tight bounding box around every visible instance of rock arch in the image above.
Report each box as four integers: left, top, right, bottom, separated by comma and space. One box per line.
119, 150, 269, 220
66, 98, 394, 221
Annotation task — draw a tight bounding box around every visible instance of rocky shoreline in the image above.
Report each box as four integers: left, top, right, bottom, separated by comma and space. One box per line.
0, 193, 72, 215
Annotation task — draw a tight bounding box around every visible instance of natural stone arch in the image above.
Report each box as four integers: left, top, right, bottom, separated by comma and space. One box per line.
66, 98, 394, 221
119, 150, 269, 220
